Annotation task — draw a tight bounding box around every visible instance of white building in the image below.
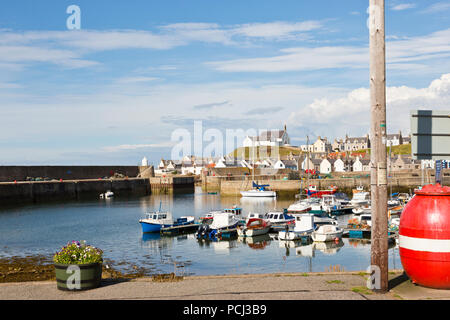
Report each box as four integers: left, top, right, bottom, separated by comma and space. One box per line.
319, 159, 334, 174
300, 136, 331, 153
243, 125, 290, 147
352, 157, 371, 172
333, 158, 346, 172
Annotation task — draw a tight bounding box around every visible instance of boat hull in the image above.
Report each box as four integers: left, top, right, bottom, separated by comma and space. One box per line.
140, 221, 166, 233
278, 230, 313, 241
237, 226, 271, 237
240, 190, 276, 197
311, 230, 343, 242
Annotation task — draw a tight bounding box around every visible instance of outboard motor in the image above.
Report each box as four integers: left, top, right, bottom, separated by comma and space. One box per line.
196, 224, 206, 238
209, 229, 217, 239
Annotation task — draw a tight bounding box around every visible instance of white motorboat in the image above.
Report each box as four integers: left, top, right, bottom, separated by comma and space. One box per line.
352, 204, 371, 215
209, 212, 240, 231
241, 181, 276, 197
278, 214, 315, 241
311, 224, 344, 242
100, 190, 114, 199
264, 211, 295, 231
240, 189, 276, 197
237, 218, 271, 237
196, 211, 240, 239
287, 197, 319, 213
245, 212, 266, 223
350, 191, 370, 206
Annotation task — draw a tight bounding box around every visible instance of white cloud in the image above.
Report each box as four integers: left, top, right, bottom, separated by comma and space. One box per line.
208, 28, 450, 73
391, 3, 416, 11
421, 2, 450, 13
116, 76, 159, 84
102, 142, 176, 152
232, 21, 322, 39
287, 73, 450, 136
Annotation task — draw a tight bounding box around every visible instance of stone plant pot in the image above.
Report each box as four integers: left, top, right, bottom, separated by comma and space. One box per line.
54, 262, 102, 291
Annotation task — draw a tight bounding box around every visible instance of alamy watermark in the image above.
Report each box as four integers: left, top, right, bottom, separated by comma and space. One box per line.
66, 265, 81, 290
170, 120, 281, 168
66, 5, 81, 30
366, 265, 381, 290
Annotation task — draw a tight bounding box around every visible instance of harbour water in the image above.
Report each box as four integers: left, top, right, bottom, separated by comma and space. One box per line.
0, 187, 402, 276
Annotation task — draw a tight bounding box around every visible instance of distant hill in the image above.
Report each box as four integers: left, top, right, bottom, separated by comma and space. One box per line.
345, 144, 412, 156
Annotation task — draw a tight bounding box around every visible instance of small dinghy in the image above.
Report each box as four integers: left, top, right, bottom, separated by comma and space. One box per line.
311, 224, 344, 242
100, 190, 114, 199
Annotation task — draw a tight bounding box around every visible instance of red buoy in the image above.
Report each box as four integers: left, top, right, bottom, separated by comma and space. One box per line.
399, 184, 450, 289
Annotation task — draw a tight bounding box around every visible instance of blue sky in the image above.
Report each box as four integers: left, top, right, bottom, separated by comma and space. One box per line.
0, 1, 449, 165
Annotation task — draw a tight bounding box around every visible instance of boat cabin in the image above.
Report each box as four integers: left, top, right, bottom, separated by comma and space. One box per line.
293, 214, 315, 232
142, 211, 173, 225
265, 211, 294, 224
246, 212, 265, 220
223, 207, 242, 216
321, 195, 341, 210
211, 212, 239, 230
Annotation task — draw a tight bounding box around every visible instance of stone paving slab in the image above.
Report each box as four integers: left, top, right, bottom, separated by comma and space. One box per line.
0, 272, 393, 300
1, 271, 449, 301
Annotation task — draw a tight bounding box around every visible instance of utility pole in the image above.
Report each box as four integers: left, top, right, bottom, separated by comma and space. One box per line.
369, 0, 388, 292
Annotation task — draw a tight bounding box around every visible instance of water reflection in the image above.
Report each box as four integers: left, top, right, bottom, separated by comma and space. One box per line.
313, 240, 344, 255
0, 187, 403, 276
237, 234, 271, 250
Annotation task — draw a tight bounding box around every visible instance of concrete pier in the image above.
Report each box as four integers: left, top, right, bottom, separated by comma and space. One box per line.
0, 178, 151, 203
150, 176, 195, 194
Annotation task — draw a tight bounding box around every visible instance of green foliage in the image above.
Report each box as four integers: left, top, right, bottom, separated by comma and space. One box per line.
326, 280, 343, 284
53, 241, 103, 265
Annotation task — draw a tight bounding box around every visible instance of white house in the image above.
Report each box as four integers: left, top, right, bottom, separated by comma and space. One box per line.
333, 158, 346, 172
243, 125, 290, 147
386, 131, 404, 147
421, 160, 435, 169
273, 159, 298, 170
319, 159, 334, 174
352, 157, 371, 172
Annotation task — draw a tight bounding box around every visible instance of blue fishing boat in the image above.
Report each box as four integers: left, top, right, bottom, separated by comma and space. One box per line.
139, 202, 194, 233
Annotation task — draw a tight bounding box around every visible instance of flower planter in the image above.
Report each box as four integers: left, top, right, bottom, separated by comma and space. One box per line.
54, 262, 102, 291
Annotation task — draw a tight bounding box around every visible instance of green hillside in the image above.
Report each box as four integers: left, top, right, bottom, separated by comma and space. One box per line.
230, 146, 303, 159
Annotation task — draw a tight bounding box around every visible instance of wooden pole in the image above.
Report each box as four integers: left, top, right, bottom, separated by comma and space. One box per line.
369, 0, 388, 292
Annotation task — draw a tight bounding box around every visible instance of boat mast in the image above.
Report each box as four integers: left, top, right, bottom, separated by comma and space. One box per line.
307, 135, 310, 196
252, 141, 255, 183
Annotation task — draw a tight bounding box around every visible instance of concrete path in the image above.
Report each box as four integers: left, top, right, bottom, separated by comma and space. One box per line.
2, 271, 448, 300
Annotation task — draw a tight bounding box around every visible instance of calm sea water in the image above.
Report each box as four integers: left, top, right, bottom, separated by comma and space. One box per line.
0, 187, 402, 276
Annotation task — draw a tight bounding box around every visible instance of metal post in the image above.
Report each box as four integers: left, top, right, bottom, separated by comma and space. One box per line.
369, 0, 388, 292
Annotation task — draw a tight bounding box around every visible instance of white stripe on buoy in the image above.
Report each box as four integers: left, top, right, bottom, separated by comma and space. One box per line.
399, 235, 450, 253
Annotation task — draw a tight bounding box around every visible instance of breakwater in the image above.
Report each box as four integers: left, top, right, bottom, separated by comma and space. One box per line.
150, 176, 195, 194
208, 169, 450, 198
0, 178, 151, 204
0, 166, 142, 182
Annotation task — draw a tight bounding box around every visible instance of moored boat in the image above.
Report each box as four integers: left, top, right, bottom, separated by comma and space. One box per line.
264, 210, 295, 231
237, 218, 271, 237
305, 185, 338, 198
241, 182, 276, 198
100, 190, 114, 199
139, 211, 195, 233
311, 224, 344, 242
196, 212, 240, 239
278, 214, 315, 241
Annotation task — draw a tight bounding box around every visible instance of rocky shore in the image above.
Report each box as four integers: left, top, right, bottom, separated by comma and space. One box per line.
0, 254, 148, 283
